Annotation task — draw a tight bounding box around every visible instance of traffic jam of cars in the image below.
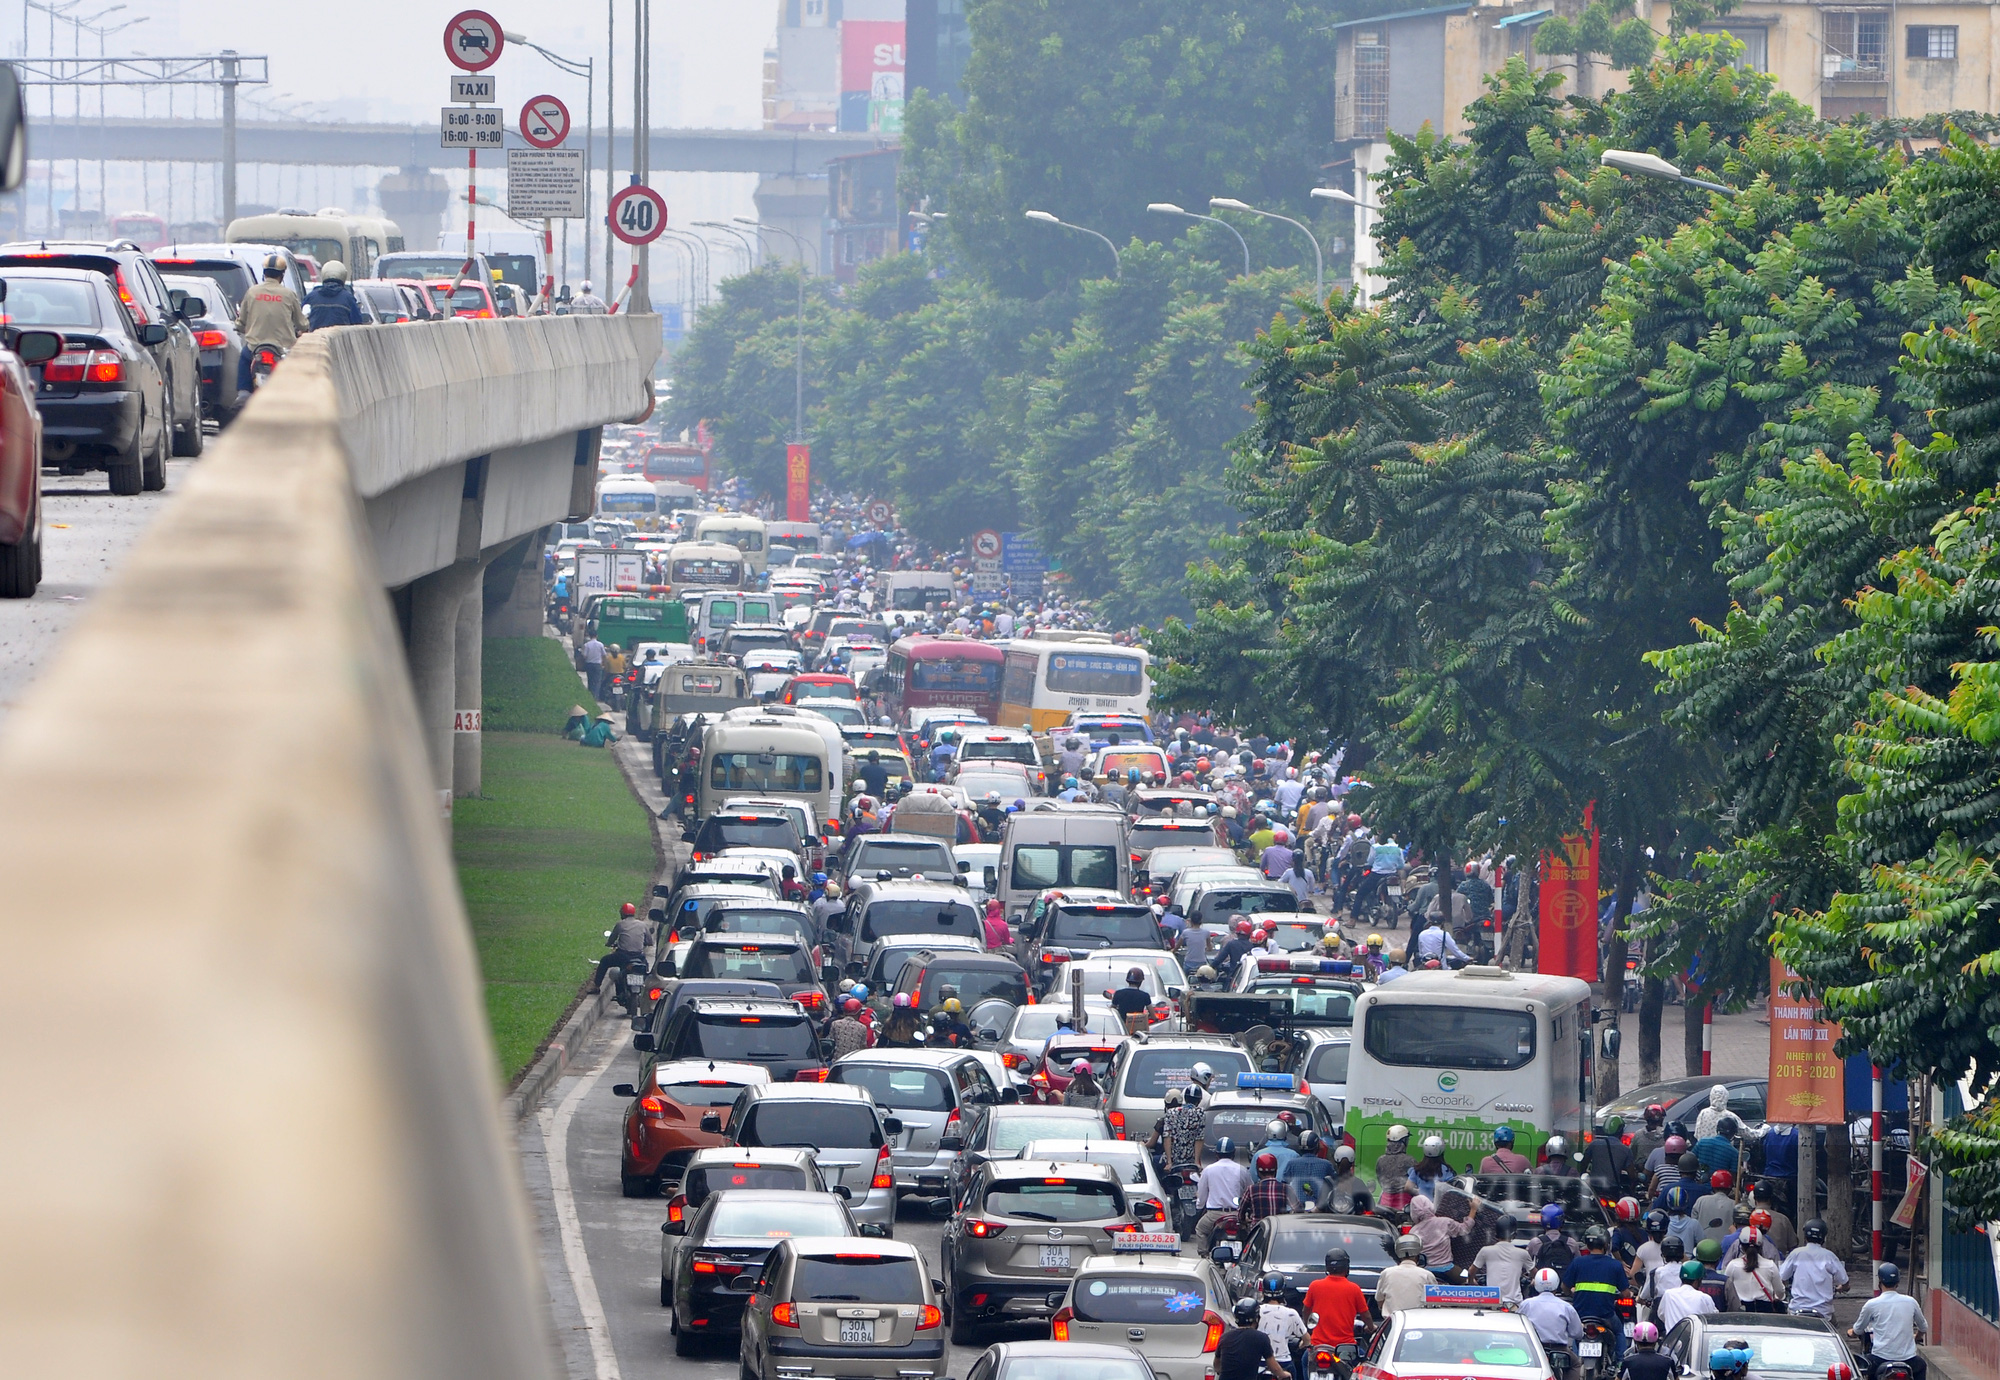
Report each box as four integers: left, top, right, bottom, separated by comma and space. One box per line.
565, 512, 1893, 1380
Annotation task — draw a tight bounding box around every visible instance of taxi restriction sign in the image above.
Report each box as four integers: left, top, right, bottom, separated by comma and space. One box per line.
443, 10, 504, 72
971, 529, 1001, 560
520, 94, 570, 148
608, 184, 668, 245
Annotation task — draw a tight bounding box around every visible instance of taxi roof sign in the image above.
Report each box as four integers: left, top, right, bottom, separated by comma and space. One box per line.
1236, 1072, 1297, 1091
1424, 1284, 1503, 1307
1112, 1232, 1183, 1253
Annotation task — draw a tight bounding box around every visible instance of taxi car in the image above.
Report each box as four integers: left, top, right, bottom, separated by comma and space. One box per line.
1353, 1293, 1555, 1380
1232, 955, 1363, 1025
1054, 1235, 1232, 1380
1197, 1073, 1337, 1158
611, 1058, 772, 1197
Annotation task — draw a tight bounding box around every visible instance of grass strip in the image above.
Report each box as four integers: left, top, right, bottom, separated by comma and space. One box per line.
482, 635, 597, 733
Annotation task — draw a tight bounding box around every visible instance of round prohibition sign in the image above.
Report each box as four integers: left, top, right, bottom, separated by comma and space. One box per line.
608, 184, 668, 245
971, 529, 1001, 560
443, 9, 504, 72
520, 94, 570, 148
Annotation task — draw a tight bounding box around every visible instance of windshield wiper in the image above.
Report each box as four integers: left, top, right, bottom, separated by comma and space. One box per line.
1009, 1210, 1060, 1221
809, 1294, 864, 1301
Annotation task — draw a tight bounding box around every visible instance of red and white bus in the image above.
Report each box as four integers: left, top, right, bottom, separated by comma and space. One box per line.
644, 442, 709, 492
110, 212, 168, 252
883, 634, 1005, 726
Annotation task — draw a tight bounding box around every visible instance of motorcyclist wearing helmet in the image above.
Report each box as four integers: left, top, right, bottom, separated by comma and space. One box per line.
1063, 1057, 1103, 1106
1647, 1237, 1686, 1304
1479, 1126, 1530, 1175
1324, 1144, 1369, 1215
1705, 1342, 1754, 1380
1521, 1267, 1585, 1367
1647, 1136, 1690, 1199
303, 259, 365, 330
1658, 1260, 1718, 1332
1620, 1323, 1674, 1380
1851, 1261, 1928, 1380
1722, 1227, 1783, 1312
1259, 1118, 1299, 1178
1587, 1114, 1638, 1195
234, 252, 305, 400
930, 996, 971, 1047
1529, 1202, 1585, 1274
1630, 1102, 1670, 1171
1193, 1135, 1252, 1254
1778, 1220, 1848, 1320
1374, 1125, 1417, 1215
975, 792, 1008, 841
1302, 1247, 1370, 1361
828, 998, 870, 1059
1661, 1183, 1703, 1256
1407, 1134, 1457, 1201
1154, 1082, 1207, 1167
1111, 965, 1153, 1034
1538, 1134, 1580, 1177
1281, 1129, 1334, 1202
1408, 1193, 1469, 1274
1563, 1228, 1631, 1360
1376, 1235, 1438, 1318
1610, 1196, 1648, 1267
590, 901, 649, 992
1691, 1169, 1739, 1248
879, 991, 922, 1046
1473, 1213, 1534, 1305
1242, 1150, 1292, 1233
1217, 1295, 1289, 1380
1256, 1272, 1310, 1376
1213, 916, 1257, 978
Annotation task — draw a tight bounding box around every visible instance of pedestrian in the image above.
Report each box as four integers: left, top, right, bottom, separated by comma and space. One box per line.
580, 633, 607, 699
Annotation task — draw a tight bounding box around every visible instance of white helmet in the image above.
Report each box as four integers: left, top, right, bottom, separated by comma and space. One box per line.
1190, 1062, 1214, 1087
1533, 1268, 1561, 1294
1545, 1135, 1569, 1158
1421, 1134, 1446, 1158
1387, 1124, 1410, 1145
319, 260, 349, 283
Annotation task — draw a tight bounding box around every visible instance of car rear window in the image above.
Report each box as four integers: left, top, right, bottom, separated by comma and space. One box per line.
989, 1112, 1109, 1153
853, 838, 953, 869
1393, 1324, 1536, 1368
1195, 889, 1300, 922
1263, 1223, 1396, 1270
1203, 1107, 1298, 1150
859, 899, 979, 941
959, 739, 1037, 764
683, 1162, 813, 1202
1071, 1273, 1210, 1324
1305, 1042, 1351, 1084
659, 1078, 755, 1108
829, 1064, 954, 1112
1011, 845, 1120, 891
792, 1253, 924, 1301
684, 942, 812, 984
1, 275, 100, 327
737, 1101, 884, 1150
708, 1198, 850, 1239
1047, 905, 1160, 948
706, 908, 812, 943
1122, 1048, 1251, 1098
690, 1012, 815, 1060
982, 1178, 1123, 1222
913, 965, 1027, 1006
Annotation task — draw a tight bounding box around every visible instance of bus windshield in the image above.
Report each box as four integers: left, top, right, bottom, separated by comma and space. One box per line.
704, 527, 764, 551
1045, 652, 1145, 696
673, 557, 741, 584
911, 658, 1000, 693
1363, 1004, 1535, 1071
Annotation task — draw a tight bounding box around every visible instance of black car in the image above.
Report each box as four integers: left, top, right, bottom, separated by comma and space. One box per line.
689, 810, 805, 859
0, 240, 201, 456
1223, 1213, 1397, 1309
0, 267, 170, 494
651, 996, 831, 1083
661, 1189, 865, 1351
157, 272, 242, 426
679, 935, 826, 1017
633, 977, 783, 1050
356, 280, 426, 323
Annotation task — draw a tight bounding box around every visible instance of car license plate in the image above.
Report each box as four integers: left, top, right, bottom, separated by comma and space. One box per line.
1579, 1342, 1603, 1358
1039, 1245, 1071, 1268
839, 1319, 876, 1344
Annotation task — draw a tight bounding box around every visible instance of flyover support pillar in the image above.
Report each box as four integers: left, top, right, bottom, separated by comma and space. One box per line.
454, 567, 486, 799
406, 559, 482, 807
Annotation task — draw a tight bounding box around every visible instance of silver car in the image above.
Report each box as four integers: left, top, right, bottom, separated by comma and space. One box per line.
941, 1158, 1138, 1344
1013, 1138, 1171, 1230
717, 1083, 903, 1232
738, 1236, 947, 1380
962, 1340, 1156, 1380
1058, 1247, 1234, 1380
1099, 1034, 1254, 1143
993, 1001, 1126, 1069
828, 1047, 1011, 1197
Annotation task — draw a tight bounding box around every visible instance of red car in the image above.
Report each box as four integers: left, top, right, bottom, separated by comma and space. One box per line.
419, 276, 501, 319
1033, 1038, 1123, 1105
609, 1057, 771, 1197
0, 327, 57, 596
780, 672, 858, 704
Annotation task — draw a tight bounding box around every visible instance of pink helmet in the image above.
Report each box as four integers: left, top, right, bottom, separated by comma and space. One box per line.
1632, 1323, 1660, 1346
1664, 1135, 1687, 1154
892, 992, 912, 1009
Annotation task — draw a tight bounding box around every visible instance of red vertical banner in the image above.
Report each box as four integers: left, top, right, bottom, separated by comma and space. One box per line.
1538, 803, 1600, 980
1768, 957, 1845, 1124
785, 444, 811, 522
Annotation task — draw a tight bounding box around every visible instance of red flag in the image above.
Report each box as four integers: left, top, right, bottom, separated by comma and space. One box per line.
785, 444, 811, 522
1538, 803, 1599, 980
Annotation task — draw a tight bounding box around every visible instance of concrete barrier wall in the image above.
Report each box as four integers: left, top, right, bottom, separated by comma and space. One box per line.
0, 322, 667, 1377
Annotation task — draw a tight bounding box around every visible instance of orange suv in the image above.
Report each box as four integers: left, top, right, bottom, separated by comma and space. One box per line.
611, 1057, 772, 1197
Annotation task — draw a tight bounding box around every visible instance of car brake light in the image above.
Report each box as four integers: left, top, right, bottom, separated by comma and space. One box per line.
42, 349, 87, 383
639, 1095, 667, 1116
647, 987, 664, 1002
1107, 1109, 1126, 1140
1103, 1223, 1137, 1235
793, 1067, 830, 1082
770, 1302, 798, 1328
113, 268, 146, 321
1051, 1306, 1073, 1342
194, 330, 227, 349
667, 1195, 688, 1223
691, 1260, 717, 1273
965, 1220, 1006, 1239
872, 1145, 893, 1189
1203, 1310, 1226, 1352
917, 1304, 941, 1330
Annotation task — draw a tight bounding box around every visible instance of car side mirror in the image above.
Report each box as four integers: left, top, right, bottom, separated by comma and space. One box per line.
858, 1222, 891, 1239
882, 1117, 904, 1136
662, 1218, 685, 1237
928, 1197, 955, 1219
184, 296, 208, 317
831, 1184, 852, 1200
999, 1087, 1019, 1105
958, 860, 971, 872
700, 1112, 722, 1133
822, 964, 841, 986
1210, 1243, 1240, 1264
633, 1032, 655, 1051
612, 1083, 637, 1098
1168, 987, 1185, 1000
940, 1133, 965, 1152
138, 323, 169, 346
1601, 1027, 1622, 1059
649, 906, 665, 923
12, 329, 59, 365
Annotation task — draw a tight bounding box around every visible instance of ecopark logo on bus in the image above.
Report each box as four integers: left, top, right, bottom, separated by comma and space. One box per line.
1436, 1071, 1460, 1092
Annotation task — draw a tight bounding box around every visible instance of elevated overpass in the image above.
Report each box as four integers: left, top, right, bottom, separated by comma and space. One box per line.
0, 314, 657, 1377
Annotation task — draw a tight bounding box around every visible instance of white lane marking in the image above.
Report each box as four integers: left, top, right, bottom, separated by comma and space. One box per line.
541, 1024, 625, 1380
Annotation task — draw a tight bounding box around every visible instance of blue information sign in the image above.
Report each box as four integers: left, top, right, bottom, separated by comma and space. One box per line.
1001, 532, 1046, 573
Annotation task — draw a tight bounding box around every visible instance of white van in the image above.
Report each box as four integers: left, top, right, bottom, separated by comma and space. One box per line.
721, 704, 846, 809
696, 715, 833, 823
997, 804, 1131, 922
694, 589, 780, 654
694, 513, 769, 578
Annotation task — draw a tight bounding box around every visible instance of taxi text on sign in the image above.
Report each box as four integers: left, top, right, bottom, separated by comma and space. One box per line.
1767, 957, 1845, 1124
1537, 801, 1598, 982
786, 444, 811, 523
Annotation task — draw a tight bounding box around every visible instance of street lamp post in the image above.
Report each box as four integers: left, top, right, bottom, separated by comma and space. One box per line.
1209, 196, 1323, 297
735, 216, 812, 444
1599, 149, 1737, 196
694, 219, 758, 274
1310, 186, 1383, 212
1024, 209, 1120, 279
1146, 202, 1249, 277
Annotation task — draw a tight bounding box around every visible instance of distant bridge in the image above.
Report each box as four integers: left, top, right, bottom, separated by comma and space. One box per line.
30, 118, 891, 173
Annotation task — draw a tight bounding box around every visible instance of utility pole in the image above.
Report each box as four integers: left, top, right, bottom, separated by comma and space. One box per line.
220, 50, 238, 223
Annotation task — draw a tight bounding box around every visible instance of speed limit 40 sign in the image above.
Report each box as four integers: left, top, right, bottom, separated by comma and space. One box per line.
608, 184, 668, 245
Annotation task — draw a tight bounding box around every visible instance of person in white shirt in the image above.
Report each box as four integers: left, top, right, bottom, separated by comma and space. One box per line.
1473, 1215, 1535, 1305
1257, 1279, 1310, 1374
1192, 1138, 1253, 1254
1722, 1229, 1785, 1312
1375, 1237, 1437, 1318
1851, 1263, 1929, 1380
1657, 1261, 1720, 1332
1778, 1220, 1848, 1319
1519, 1268, 1584, 1353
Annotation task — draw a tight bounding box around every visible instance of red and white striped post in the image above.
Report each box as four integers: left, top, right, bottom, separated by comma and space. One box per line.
464, 147, 477, 280
543, 218, 555, 304
1872, 1062, 1885, 1266
1701, 1002, 1713, 1076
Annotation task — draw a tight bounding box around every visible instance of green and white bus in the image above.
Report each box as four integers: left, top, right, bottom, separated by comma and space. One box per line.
1343, 967, 1592, 1184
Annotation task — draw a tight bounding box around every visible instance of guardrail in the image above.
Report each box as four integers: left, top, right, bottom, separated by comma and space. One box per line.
0, 315, 660, 1378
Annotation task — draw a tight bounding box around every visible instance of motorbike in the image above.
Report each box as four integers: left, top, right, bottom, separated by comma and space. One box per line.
1306, 1323, 1371, 1380
597, 931, 649, 1018
1164, 1164, 1202, 1238
1577, 1314, 1621, 1380
249, 342, 283, 391
1854, 1330, 1917, 1380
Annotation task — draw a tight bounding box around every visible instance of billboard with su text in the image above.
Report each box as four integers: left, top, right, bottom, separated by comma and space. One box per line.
840, 20, 904, 133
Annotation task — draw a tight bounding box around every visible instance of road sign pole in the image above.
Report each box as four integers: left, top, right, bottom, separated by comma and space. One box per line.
543, 218, 554, 305
465, 146, 477, 280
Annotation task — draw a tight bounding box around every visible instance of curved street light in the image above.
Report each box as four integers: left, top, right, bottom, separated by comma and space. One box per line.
1147, 202, 1249, 278
1208, 196, 1323, 296
1599, 149, 1736, 196
734, 217, 811, 443
1311, 185, 1383, 214
1024, 209, 1120, 279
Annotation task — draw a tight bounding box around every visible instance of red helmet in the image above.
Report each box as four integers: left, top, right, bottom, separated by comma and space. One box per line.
1616, 1197, 1641, 1223
1236, 919, 1254, 935
1197, 757, 1211, 771
620, 902, 637, 917
1180, 770, 1196, 784
1711, 1169, 1735, 1191
1749, 1210, 1773, 1229
1465, 861, 1478, 874
1255, 1152, 1279, 1175
1277, 1110, 1298, 1126
1829, 1367, 1855, 1380
1346, 814, 1362, 827
1644, 1102, 1667, 1125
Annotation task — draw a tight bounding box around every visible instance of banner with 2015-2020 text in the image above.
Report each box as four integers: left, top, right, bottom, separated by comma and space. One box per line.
1768, 956, 1845, 1124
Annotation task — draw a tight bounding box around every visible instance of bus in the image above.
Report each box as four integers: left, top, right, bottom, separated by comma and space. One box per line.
998, 635, 1151, 733
878, 570, 954, 612
884, 634, 1006, 725
665, 540, 746, 597
643, 441, 710, 493
595, 474, 659, 519
225, 209, 405, 278
694, 513, 769, 577
110, 211, 168, 251
1342, 967, 1592, 1186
